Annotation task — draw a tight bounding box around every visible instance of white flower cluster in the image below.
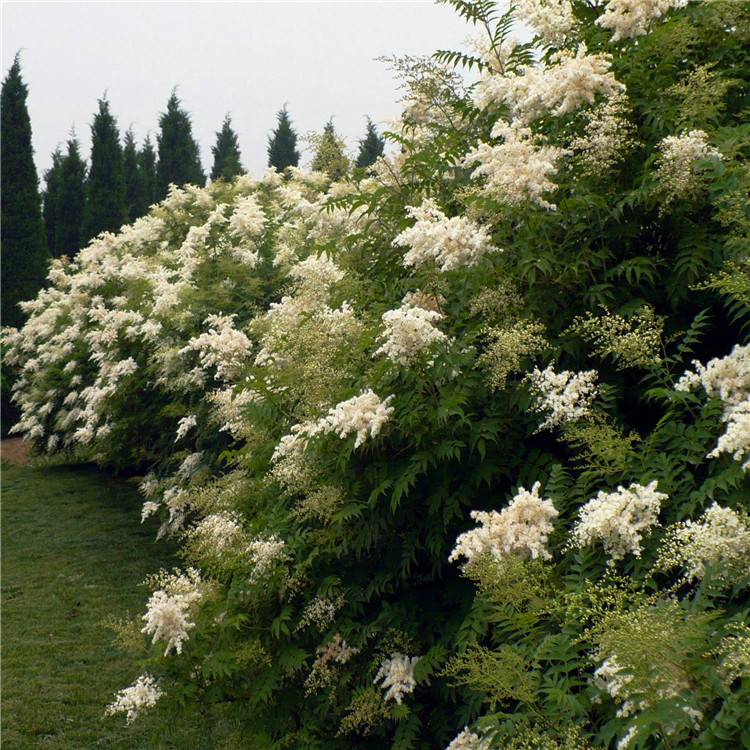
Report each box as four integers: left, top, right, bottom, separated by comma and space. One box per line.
141, 569, 203, 655
514, 0, 576, 46
373, 652, 420, 704
445, 729, 490, 750
465, 123, 565, 210
596, 0, 688, 42
247, 534, 288, 582
676, 344, 750, 470
392, 199, 499, 272
571, 480, 666, 560
180, 314, 251, 382
655, 129, 722, 206
375, 300, 447, 366
476, 45, 624, 123
526, 365, 599, 430
106, 673, 163, 724
228, 194, 266, 240
658, 503, 750, 585
449, 482, 559, 566
187, 512, 245, 557
207, 387, 260, 439
288, 252, 345, 300
175, 414, 197, 443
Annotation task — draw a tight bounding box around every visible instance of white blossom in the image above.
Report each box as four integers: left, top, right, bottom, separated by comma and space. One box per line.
392, 199, 498, 272
228, 194, 266, 239
106, 674, 163, 723
175, 414, 197, 443
571, 480, 666, 560
322, 389, 395, 449
375, 301, 447, 366
514, 0, 576, 46
465, 123, 565, 210
655, 129, 722, 206
373, 653, 420, 704
450, 482, 559, 565
596, 0, 689, 42
445, 729, 490, 750
526, 365, 599, 430
247, 534, 288, 582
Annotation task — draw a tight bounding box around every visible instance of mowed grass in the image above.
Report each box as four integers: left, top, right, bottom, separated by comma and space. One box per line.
1, 460, 207, 749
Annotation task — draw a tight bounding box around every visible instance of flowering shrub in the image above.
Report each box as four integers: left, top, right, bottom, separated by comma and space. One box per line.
3, 0, 750, 748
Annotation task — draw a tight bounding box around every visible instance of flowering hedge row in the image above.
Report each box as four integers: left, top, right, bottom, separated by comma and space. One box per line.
4, 1, 750, 748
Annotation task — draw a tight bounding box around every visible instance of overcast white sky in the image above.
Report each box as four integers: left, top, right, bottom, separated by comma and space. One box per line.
2, 1, 476, 180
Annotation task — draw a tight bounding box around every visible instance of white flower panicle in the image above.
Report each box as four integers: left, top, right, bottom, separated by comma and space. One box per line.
655, 129, 722, 206
526, 365, 599, 430
106, 673, 163, 723
677, 344, 750, 470
141, 570, 203, 655
465, 123, 565, 210
476, 44, 624, 123
180, 314, 251, 382
514, 0, 576, 46
392, 199, 498, 272
445, 729, 491, 750
289, 252, 345, 299
373, 653, 420, 704
450, 482, 559, 565
228, 194, 266, 239
596, 0, 689, 42
571, 480, 666, 560
323, 389, 395, 448
247, 534, 288, 582
658, 503, 750, 584
375, 301, 447, 366
188, 512, 244, 556
175, 414, 197, 443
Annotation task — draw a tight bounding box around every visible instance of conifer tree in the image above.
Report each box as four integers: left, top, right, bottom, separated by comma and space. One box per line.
267, 106, 300, 172
139, 135, 158, 208
123, 128, 145, 221
310, 119, 349, 180
55, 136, 86, 258
82, 97, 126, 243
0, 54, 49, 330
43, 148, 63, 253
211, 114, 243, 182
156, 90, 205, 198
355, 117, 385, 171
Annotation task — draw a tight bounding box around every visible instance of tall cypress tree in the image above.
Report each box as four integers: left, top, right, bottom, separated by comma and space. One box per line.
82, 97, 126, 242
139, 134, 158, 209
267, 106, 300, 172
156, 90, 205, 198
210, 114, 243, 182
55, 136, 86, 258
311, 119, 349, 180
123, 128, 145, 221
1, 54, 49, 330
43, 147, 63, 253
355, 117, 385, 171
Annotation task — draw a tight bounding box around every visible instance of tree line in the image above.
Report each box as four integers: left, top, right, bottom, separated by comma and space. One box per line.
1, 54, 386, 330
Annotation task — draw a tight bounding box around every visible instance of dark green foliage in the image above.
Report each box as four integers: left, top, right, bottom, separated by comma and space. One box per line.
55, 137, 87, 258
123, 128, 146, 222
82, 97, 126, 243
43, 148, 63, 253
156, 91, 205, 198
267, 106, 300, 171
0, 54, 49, 330
210, 114, 244, 182
311, 118, 349, 180
355, 117, 385, 170
138, 135, 158, 209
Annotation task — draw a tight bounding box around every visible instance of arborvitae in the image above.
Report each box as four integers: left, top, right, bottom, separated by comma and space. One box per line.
82, 97, 126, 243
123, 128, 146, 221
0, 54, 49, 330
310, 119, 349, 181
55, 137, 86, 258
267, 106, 300, 172
355, 117, 385, 171
211, 114, 243, 182
156, 90, 205, 198
139, 135, 158, 208
43, 148, 63, 253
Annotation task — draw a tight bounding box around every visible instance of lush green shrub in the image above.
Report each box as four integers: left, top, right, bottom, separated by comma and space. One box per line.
4, 1, 750, 748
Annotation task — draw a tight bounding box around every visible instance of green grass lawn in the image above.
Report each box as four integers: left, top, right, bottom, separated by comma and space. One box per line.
1, 460, 208, 749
